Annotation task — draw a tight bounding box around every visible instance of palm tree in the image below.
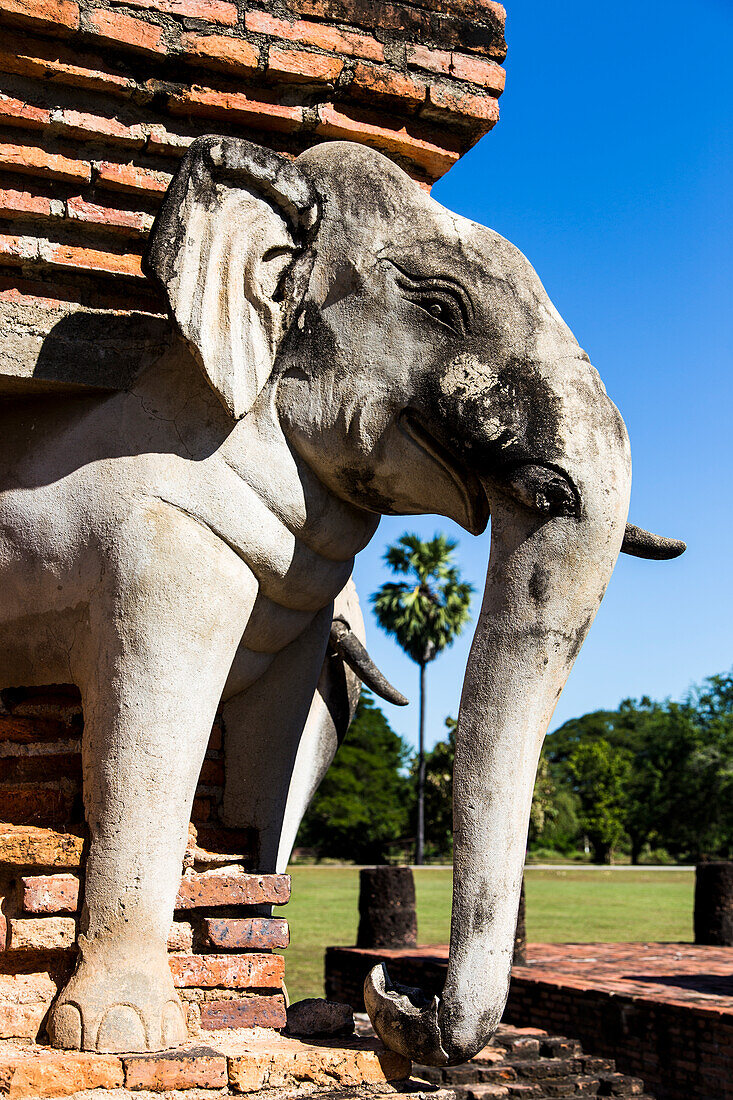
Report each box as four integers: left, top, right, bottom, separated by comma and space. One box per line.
371, 533, 473, 864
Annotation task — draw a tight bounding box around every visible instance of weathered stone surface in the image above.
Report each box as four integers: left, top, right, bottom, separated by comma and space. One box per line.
225, 1032, 410, 1091
0, 826, 85, 869
169, 953, 284, 989
6, 916, 76, 951
175, 871, 290, 909
286, 997, 355, 1037
201, 916, 289, 950
0, 1044, 123, 1096
123, 1044, 227, 1090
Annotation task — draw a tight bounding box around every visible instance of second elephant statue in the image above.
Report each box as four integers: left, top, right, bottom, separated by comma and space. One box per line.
0, 136, 684, 1062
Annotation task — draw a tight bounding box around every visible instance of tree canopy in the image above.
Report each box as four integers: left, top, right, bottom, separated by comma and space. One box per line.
295, 690, 410, 864
370, 533, 473, 666
296, 668, 733, 867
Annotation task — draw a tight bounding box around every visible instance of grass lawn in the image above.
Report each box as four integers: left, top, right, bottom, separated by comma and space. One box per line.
279, 866, 695, 1002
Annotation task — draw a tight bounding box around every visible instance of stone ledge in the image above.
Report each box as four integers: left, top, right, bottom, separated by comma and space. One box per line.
0, 1029, 411, 1097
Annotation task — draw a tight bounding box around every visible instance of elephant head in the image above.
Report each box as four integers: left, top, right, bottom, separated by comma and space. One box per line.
145, 138, 684, 1065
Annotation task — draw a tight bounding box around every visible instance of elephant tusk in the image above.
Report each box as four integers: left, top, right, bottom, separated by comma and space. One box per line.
621, 523, 687, 560
329, 618, 409, 706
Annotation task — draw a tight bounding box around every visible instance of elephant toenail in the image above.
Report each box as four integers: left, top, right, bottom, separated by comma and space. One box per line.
96, 1004, 148, 1053
161, 999, 187, 1048
48, 1002, 83, 1050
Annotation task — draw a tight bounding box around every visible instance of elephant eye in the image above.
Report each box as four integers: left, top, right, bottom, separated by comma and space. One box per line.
407, 294, 464, 335
388, 262, 472, 335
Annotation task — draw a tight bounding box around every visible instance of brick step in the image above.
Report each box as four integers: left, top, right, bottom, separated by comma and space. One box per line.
596, 1074, 646, 1097
454, 1079, 650, 1100
478, 1057, 584, 1082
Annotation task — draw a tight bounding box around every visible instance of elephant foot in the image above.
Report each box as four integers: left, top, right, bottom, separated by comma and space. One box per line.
47, 942, 187, 1053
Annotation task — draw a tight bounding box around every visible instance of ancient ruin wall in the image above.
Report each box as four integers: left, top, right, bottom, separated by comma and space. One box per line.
0, 0, 506, 334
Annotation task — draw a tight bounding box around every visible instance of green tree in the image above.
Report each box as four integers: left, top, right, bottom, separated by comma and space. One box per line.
296, 691, 410, 864
371, 534, 473, 864
419, 716, 456, 861
568, 739, 632, 863
529, 754, 558, 844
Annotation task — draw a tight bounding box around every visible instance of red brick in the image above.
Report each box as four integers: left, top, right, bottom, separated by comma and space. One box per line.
42, 241, 145, 279
180, 32, 260, 74
169, 952, 284, 988
267, 46, 342, 83
406, 44, 451, 75
292, 0, 505, 58
1, 686, 80, 720
450, 52, 505, 93
0, 189, 53, 220
0, 0, 79, 33
120, 0, 237, 23
199, 757, 224, 785
95, 160, 172, 194
191, 795, 212, 821
203, 916, 289, 950
191, 824, 256, 865
169, 87, 303, 133
21, 873, 80, 914
51, 108, 146, 147
167, 921, 193, 952
67, 196, 153, 236
200, 993, 287, 1030
0, 1050, 123, 1096
0, 33, 135, 98
146, 129, 194, 157
351, 63, 425, 107
123, 1046, 227, 1090
0, 786, 76, 826
87, 8, 167, 54
0, 142, 91, 184
427, 84, 500, 125
245, 10, 383, 61
0, 95, 51, 130
226, 1032, 410, 1091
7, 915, 77, 951
176, 871, 290, 908
316, 103, 459, 180
0, 824, 85, 868
0, 714, 70, 742
0, 753, 81, 783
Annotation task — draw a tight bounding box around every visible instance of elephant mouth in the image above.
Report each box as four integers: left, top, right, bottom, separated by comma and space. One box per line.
399, 411, 490, 534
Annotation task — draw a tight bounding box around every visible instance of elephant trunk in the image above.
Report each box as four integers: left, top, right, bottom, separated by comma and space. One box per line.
365, 438, 631, 1064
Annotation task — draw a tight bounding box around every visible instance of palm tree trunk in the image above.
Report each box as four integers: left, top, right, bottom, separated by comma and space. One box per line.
416, 661, 426, 866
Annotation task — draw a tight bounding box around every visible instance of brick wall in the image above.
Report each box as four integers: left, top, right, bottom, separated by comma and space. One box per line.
326, 945, 733, 1100
505, 974, 733, 1100
0, 687, 292, 1042
0, 0, 505, 329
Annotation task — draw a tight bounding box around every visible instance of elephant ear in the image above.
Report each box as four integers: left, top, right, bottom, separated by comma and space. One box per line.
143, 136, 319, 419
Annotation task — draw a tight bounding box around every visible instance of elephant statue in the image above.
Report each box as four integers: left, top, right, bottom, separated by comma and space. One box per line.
0, 136, 684, 1061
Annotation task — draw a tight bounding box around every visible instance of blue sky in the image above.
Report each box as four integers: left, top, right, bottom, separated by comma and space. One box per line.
352, 0, 733, 753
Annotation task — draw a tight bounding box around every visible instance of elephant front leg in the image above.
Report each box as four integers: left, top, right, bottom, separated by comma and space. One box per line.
48, 517, 256, 1053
